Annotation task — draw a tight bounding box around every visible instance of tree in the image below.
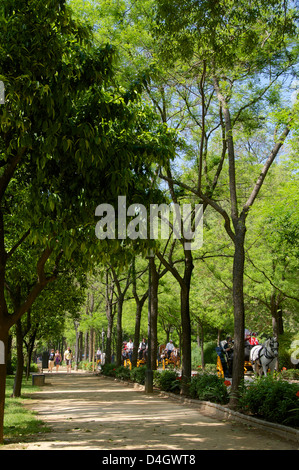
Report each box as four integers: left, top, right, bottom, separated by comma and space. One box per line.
0, 0, 175, 442
154, 0, 299, 403
110, 262, 133, 366
243, 162, 299, 336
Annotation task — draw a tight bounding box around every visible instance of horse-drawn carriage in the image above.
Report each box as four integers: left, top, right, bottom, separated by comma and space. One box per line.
122, 350, 147, 369
216, 336, 279, 378
122, 342, 181, 370
158, 344, 180, 369
121, 339, 148, 369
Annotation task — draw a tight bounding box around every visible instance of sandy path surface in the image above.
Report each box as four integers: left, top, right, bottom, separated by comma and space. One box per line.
2, 371, 298, 451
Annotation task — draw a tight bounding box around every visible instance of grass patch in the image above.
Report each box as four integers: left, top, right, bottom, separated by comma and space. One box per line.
3, 375, 51, 442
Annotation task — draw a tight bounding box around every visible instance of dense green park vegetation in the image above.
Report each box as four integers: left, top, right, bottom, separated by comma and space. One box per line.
0, 0, 299, 443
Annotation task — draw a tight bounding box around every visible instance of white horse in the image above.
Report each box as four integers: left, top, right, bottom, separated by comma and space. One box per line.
250, 337, 279, 377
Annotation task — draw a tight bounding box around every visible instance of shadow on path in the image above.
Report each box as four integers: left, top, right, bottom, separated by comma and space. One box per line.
4, 372, 298, 451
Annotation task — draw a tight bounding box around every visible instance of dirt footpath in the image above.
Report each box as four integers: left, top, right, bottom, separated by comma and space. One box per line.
3, 371, 298, 451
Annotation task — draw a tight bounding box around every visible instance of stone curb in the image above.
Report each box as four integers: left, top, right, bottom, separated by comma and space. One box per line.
158, 390, 299, 445
101, 375, 299, 445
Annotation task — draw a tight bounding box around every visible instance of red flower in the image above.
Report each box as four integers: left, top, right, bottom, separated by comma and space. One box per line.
224, 380, 231, 387
296, 391, 299, 397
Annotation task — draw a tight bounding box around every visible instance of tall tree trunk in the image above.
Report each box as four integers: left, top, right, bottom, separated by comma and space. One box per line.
156, 248, 194, 392
132, 295, 148, 368
271, 292, 283, 371
6, 334, 13, 375
0, 328, 8, 443
105, 269, 115, 364
116, 294, 124, 367
230, 220, 246, 406
89, 327, 94, 364
74, 322, 79, 370
132, 258, 148, 368
271, 291, 284, 337
88, 293, 95, 363
132, 303, 142, 368
150, 256, 158, 370
13, 319, 24, 398
26, 327, 38, 380
196, 320, 205, 370
106, 306, 114, 364
84, 331, 88, 363
79, 331, 83, 363
111, 265, 132, 367
180, 250, 194, 393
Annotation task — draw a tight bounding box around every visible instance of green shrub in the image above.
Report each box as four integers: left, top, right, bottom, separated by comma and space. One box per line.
153, 370, 181, 393
204, 363, 217, 373
29, 363, 39, 373
101, 363, 117, 377
130, 366, 146, 384
279, 368, 299, 380
189, 372, 229, 404
115, 366, 131, 381
79, 361, 94, 371
239, 376, 299, 426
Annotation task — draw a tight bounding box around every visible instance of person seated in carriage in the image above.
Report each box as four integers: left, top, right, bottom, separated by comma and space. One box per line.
165, 339, 175, 359
127, 338, 134, 361
138, 338, 147, 360
249, 332, 259, 346
244, 329, 259, 360
121, 342, 128, 364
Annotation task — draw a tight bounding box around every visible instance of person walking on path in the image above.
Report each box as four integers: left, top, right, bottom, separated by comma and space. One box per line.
48, 349, 55, 373
54, 350, 62, 372
64, 347, 73, 373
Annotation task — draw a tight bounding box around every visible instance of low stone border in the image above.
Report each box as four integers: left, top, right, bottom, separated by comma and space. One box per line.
159, 390, 299, 445
98, 374, 299, 445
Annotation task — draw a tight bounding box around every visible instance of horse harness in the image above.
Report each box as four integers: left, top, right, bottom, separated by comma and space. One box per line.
255, 339, 278, 367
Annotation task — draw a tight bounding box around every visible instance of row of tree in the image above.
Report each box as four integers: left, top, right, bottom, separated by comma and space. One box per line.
0, 0, 298, 442
67, 0, 299, 402
13, 159, 299, 379
70, 158, 299, 373
0, 0, 175, 442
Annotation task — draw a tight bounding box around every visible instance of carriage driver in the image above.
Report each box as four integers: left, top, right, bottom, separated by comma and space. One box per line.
223, 336, 234, 377
165, 339, 175, 359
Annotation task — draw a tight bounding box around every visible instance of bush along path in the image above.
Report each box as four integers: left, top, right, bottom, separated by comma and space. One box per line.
1, 369, 298, 450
